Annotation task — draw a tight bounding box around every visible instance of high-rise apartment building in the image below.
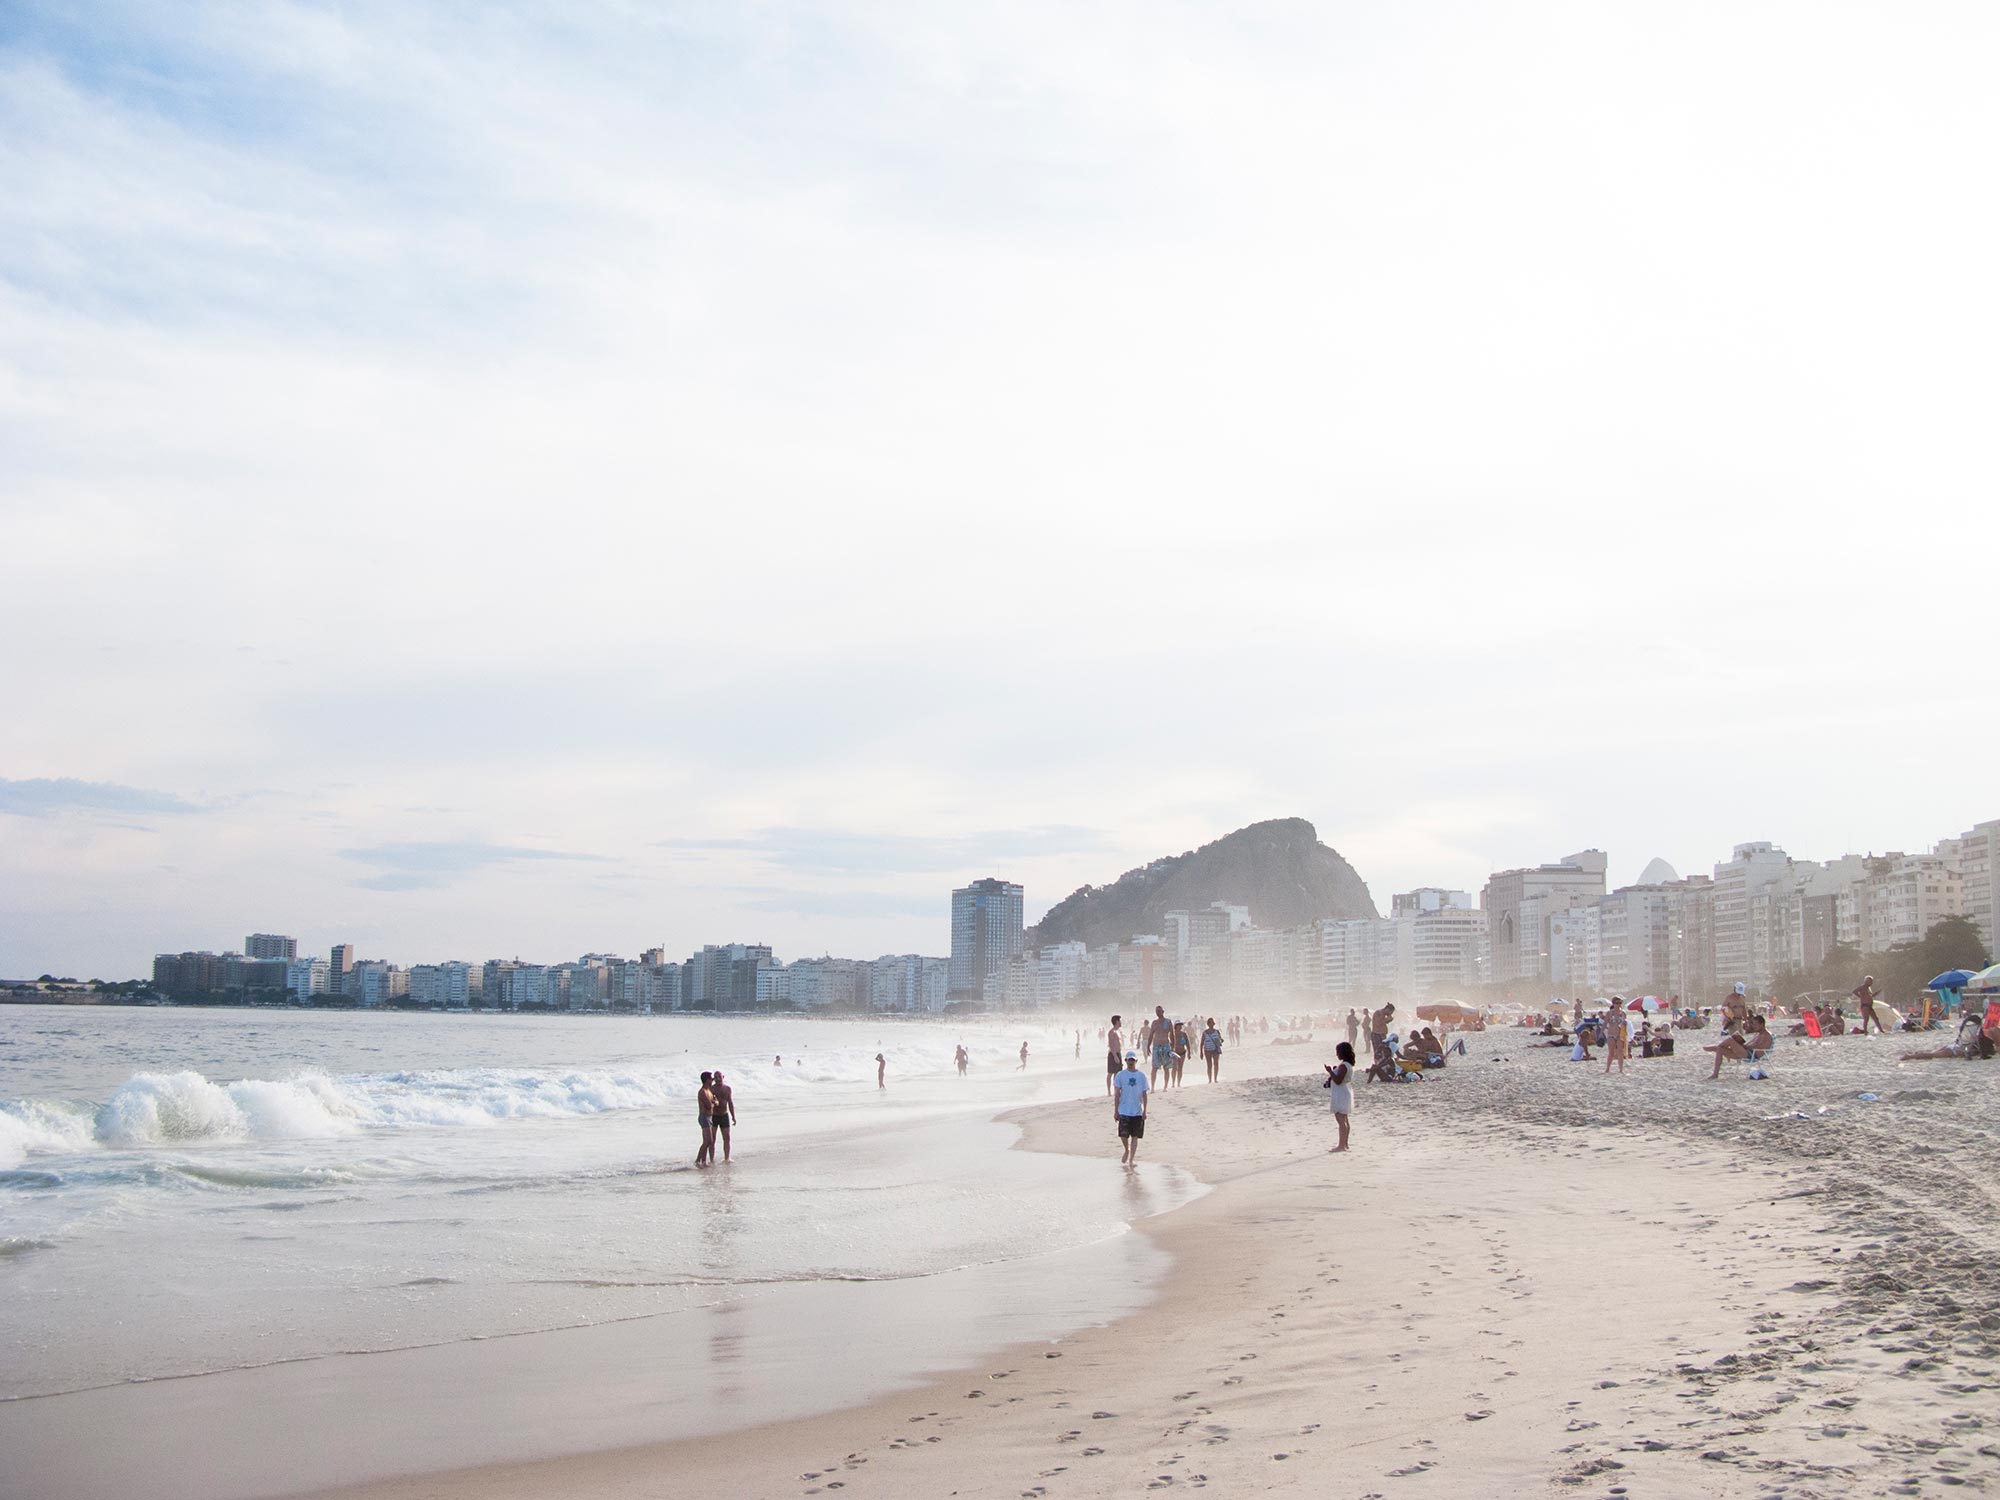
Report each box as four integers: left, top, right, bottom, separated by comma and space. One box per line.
1664, 875, 1717, 1002
1711, 843, 1795, 993
329, 944, 355, 991
1595, 884, 1673, 996
686, 943, 775, 1010
407, 961, 481, 1008
1936, 819, 2000, 956
246, 933, 297, 960
1480, 851, 1607, 986
949, 879, 1024, 997
1851, 855, 1965, 953
283, 956, 331, 1002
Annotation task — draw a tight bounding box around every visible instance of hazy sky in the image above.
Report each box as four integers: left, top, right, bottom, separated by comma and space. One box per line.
4, 2, 1996, 978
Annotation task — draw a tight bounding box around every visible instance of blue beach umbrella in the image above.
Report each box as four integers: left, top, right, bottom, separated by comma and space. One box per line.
1926, 969, 1980, 991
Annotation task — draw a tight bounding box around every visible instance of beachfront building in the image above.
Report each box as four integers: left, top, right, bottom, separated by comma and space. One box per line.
1711, 842, 1795, 994
781, 956, 869, 1010
948, 878, 1025, 999
1936, 819, 2000, 955
283, 956, 331, 1002
245, 933, 297, 960
407, 961, 481, 1008
1311, 917, 1414, 1003
343, 960, 407, 1007
1594, 884, 1672, 996
1480, 851, 1608, 986
1850, 855, 1966, 953
1411, 902, 1485, 996
686, 943, 775, 1011
1664, 875, 1717, 1003
330, 943, 355, 991
642, 961, 684, 1011
867, 953, 951, 1012
1548, 905, 1601, 992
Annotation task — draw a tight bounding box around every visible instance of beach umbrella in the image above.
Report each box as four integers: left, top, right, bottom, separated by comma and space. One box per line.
1927, 969, 1979, 991
1969, 963, 2000, 993
1625, 998, 1645, 1011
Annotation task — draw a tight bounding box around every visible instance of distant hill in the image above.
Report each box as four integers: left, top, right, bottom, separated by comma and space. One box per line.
1028, 818, 1378, 950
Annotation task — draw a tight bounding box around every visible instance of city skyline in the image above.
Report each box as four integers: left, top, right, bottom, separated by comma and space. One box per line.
6, 2, 1999, 980
20, 808, 1993, 991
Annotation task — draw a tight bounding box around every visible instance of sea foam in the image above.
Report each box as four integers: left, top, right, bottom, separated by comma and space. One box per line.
3, 1038, 989, 1163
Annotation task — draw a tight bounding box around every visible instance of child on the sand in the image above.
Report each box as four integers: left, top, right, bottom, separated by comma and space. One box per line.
1324, 1042, 1354, 1152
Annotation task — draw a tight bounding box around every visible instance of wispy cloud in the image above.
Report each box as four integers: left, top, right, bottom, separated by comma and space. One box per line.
659, 825, 1109, 877
734, 888, 941, 919
0, 777, 203, 817
337, 840, 612, 891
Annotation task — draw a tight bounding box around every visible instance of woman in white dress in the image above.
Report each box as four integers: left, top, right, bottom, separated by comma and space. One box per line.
1324, 1041, 1355, 1152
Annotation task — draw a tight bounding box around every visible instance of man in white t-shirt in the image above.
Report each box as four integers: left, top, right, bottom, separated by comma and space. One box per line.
1112, 1051, 1149, 1165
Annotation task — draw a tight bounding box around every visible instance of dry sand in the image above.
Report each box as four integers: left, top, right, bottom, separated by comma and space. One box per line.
311, 1029, 2000, 1499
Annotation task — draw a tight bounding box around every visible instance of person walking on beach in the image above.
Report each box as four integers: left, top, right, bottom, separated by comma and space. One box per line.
1112, 1050, 1149, 1166
1854, 975, 1888, 1034
1018, 1040, 1029, 1071
1345, 1009, 1360, 1051
1603, 1003, 1629, 1075
696, 1071, 717, 1168
875, 1053, 886, 1089
955, 1044, 969, 1076
1106, 1014, 1124, 1097
710, 1070, 737, 1162
1147, 1005, 1173, 1087
1074, 1030, 1081, 1059
1170, 1021, 1190, 1087
1325, 1042, 1355, 1152
1201, 1017, 1223, 1082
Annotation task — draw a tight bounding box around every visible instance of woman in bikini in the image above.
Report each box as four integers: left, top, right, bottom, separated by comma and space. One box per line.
1604, 1002, 1630, 1075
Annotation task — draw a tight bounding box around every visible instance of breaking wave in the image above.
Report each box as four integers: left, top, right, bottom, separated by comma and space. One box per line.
0, 1037, 990, 1167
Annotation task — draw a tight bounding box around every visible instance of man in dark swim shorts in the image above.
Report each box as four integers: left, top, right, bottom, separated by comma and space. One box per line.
1112, 1051, 1149, 1165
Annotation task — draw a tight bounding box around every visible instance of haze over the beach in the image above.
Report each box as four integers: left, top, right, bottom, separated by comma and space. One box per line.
4, 1, 1997, 978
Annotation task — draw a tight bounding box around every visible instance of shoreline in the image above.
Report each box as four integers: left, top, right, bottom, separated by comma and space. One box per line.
293, 1033, 2000, 1500
16, 1033, 1999, 1499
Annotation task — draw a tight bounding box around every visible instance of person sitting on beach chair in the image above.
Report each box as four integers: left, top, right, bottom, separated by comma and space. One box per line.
1704, 1015, 1771, 1078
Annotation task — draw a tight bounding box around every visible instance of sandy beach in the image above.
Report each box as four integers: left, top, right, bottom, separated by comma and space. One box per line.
293, 1028, 1998, 1500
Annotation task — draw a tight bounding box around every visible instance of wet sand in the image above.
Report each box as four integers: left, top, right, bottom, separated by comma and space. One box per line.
27, 1032, 1984, 1500
290, 1028, 1999, 1499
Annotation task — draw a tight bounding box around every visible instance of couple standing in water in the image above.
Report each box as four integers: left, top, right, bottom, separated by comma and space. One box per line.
695, 1070, 736, 1167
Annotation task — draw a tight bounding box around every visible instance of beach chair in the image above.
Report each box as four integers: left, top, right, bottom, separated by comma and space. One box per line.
1801, 1011, 1822, 1039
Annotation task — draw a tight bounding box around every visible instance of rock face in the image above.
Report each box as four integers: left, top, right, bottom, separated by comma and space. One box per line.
1028, 818, 1378, 951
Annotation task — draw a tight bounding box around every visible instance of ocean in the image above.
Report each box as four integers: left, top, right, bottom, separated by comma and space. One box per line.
0, 1005, 1203, 1498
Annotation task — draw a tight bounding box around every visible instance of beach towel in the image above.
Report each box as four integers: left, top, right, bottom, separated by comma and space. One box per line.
1801, 1011, 1822, 1038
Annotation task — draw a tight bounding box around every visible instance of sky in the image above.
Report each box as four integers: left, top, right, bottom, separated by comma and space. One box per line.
3, 1, 1997, 979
